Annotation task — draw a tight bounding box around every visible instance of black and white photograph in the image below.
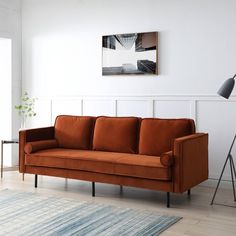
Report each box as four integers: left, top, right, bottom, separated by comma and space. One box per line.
102, 32, 158, 75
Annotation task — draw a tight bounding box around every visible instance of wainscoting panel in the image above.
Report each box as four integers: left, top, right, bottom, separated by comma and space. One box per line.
117, 100, 152, 117
82, 99, 115, 116
29, 98, 52, 128
51, 98, 82, 122
154, 100, 192, 119
197, 100, 236, 179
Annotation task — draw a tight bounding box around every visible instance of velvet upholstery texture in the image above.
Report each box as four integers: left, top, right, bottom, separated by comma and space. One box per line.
19, 127, 54, 173
160, 151, 174, 167
54, 115, 95, 150
24, 139, 58, 154
93, 116, 140, 153
173, 133, 208, 193
139, 118, 195, 156
19, 115, 208, 196
25, 149, 171, 180
25, 166, 173, 192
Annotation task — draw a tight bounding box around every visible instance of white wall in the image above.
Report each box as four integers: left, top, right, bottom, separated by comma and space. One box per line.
21, 0, 236, 180
22, 0, 236, 96
0, 38, 12, 166
0, 0, 21, 166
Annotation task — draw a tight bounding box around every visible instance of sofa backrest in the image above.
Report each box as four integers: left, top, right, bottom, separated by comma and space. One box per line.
93, 116, 140, 154
54, 115, 95, 149
54, 115, 195, 155
139, 118, 195, 156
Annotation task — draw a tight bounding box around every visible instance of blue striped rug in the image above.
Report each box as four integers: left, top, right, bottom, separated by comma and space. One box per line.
0, 189, 181, 236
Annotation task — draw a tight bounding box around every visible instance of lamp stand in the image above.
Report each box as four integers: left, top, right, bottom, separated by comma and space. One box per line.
211, 134, 236, 206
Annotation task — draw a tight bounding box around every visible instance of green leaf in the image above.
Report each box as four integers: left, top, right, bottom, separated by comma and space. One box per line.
15, 91, 37, 118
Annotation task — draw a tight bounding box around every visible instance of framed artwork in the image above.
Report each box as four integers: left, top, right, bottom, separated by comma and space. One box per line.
102, 32, 158, 76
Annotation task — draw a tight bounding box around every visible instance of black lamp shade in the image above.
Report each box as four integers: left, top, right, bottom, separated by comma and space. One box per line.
217, 77, 235, 99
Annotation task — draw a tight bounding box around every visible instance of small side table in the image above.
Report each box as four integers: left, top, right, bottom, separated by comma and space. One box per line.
1, 139, 19, 178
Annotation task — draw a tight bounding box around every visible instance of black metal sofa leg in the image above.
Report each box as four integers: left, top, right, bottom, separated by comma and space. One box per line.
35, 174, 38, 188
188, 189, 191, 196
120, 185, 123, 193
167, 192, 170, 208
92, 182, 95, 197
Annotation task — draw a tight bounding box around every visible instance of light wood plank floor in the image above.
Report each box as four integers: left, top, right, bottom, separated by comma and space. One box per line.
0, 171, 236, 236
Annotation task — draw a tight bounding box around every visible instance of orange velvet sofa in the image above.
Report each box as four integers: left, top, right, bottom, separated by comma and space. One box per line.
19, 115, 208, 207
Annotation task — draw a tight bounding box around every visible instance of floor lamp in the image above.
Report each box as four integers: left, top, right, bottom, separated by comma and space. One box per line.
210, 74, 236, 206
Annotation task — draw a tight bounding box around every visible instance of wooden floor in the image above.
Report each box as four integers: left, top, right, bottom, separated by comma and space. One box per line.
0, 171, 236, 236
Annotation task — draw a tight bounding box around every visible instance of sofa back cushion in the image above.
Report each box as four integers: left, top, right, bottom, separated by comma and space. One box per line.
54, 115, 95, 149
139, 118, 195, 156
93, 116, 140, 153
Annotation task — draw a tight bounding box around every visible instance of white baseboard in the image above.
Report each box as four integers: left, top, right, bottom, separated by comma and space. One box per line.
3, 166, 18, 171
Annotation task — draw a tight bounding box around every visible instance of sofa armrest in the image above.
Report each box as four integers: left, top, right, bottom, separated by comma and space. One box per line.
19, 126, 54, 173
173, 133, 208, 193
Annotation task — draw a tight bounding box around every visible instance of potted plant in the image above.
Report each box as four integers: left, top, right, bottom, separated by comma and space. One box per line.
15, 92, 37, 129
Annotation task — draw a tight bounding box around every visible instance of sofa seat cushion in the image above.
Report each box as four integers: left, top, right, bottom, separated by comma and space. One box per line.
25, 149, 171, 181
